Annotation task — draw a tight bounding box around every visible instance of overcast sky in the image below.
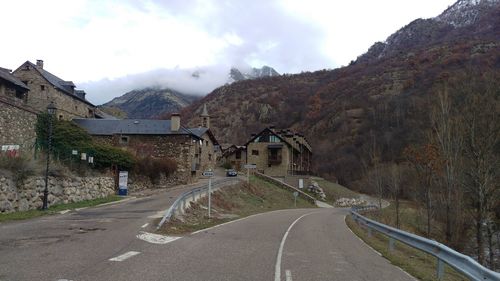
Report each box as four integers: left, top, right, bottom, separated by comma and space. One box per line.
1, 0, 455, 104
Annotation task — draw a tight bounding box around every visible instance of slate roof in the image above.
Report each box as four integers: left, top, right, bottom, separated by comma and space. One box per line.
16, 61, 94, 106
186, 127, 219, 145
0, 67, 29, 91
73, 118, 201, 138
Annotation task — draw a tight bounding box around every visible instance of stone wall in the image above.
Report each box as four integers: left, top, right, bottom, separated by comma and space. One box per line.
0, 175, 115, 213
0, 99, 37, 156
13, 65, 95, 120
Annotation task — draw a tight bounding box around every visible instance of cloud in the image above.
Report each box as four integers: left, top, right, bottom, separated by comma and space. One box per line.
0, 0, 455, 105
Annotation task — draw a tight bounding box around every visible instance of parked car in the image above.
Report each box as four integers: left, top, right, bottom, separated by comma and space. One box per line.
226, 169, 238, 177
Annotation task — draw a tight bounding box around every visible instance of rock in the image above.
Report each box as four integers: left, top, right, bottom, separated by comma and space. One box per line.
0, 200, 13, 212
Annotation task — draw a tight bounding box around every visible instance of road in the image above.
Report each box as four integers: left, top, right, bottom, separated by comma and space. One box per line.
0, 180, 415, 281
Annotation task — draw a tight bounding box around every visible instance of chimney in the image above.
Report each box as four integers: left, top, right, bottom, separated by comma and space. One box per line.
171, 113, 180, 131
36, 60, 44, 69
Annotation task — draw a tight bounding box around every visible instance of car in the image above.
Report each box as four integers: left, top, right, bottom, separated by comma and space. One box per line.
226, 169, 238, 177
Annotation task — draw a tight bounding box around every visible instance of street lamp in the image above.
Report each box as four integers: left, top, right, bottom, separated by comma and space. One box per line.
42, 102, 56, 210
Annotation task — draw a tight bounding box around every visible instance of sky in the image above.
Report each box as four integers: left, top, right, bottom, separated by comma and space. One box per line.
1, 0, 455, 104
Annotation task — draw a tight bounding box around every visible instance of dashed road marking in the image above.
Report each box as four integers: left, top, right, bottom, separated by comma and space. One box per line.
274, 212, 318, 281
285, 270, 293, 281
136, 231, 181, 244
109, 251, 141, 262
141, 223, 149, 228
148, 210, 166, 219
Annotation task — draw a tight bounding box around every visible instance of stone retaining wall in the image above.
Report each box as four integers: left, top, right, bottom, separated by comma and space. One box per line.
0, 175, 115, 213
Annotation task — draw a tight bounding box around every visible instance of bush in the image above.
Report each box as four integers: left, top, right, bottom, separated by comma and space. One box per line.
0, 156, 36, 184
222, 161, 232, 169
134, 157, 177, 183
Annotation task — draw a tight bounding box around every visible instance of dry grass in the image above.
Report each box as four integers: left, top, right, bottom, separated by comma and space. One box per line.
346, 215, 468, 281
158, 177, 316, 235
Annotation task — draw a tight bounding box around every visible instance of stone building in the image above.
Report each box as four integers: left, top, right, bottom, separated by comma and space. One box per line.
74, 113, 219, 184
0, 67, 37, 156
245, 127, 312, 177
222, 145, 247, 171
13, 60, 96, 120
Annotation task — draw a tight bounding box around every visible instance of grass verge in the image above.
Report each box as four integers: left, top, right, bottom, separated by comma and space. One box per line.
0, 195, 124, 222
157, 176, 316, 235
312, 177, 359, 205
345, 215, 467, 281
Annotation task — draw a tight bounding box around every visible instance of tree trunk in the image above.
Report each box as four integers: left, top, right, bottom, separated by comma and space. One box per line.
477, 212, 484, 265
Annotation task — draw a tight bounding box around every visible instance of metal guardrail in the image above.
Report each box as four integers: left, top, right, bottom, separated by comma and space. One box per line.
156, 178, 240, 230
350, 207, 500, 281
254, 172, 317, 203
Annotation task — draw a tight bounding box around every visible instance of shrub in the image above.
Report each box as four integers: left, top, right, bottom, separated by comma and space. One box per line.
134, 157, 177, 183
0, 156, 36, 184
222, 161, 232, 169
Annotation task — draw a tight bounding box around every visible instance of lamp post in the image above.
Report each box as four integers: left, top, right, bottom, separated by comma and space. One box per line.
42, 102, 56, 210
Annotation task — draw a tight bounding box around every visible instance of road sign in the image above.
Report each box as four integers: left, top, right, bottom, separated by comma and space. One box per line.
202, 171, 214, 177
244, 164, 257, 169
293, 191, 299, 197
293, 191, 298, 207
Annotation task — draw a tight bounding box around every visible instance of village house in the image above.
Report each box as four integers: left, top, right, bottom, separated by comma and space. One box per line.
222, 145, 247, 171
12, 60, 96, 120
74, 111, 219, 184
245, 127, 312, 177
0, 67, 37, 156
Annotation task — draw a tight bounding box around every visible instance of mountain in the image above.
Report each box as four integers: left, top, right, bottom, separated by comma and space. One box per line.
228, 66, 280, 82
102, 87, 199, 119
182, 0, 500, 185
99, 65, 280, 119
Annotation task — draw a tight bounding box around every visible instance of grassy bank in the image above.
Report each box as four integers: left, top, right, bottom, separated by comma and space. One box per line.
312, 177, 359, 205
0, 195, 124, 222
346, 215, 467, 281
158, 176, 316, 235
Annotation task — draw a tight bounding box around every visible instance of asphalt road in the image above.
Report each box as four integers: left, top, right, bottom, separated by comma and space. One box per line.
0, 181, 415, 281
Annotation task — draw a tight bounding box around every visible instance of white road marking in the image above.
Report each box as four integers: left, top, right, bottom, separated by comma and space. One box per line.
190, 209, 294, 236
136, 231, 181, 244
141, 223, 149, 228
285, 270, 293, 281
59, 210, 71, 214
109, 251, 140, 262
274, 212, 317, 281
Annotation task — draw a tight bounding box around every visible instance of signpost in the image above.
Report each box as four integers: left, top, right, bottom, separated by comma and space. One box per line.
293, 191, 299, 207
202, 170, 214, 218
243, 164, 257, 183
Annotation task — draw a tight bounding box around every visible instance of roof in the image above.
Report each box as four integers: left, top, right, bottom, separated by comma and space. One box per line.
0, 68, 29, 91
186, 127, 219, 145
201, 104, 209, 116
15, 61, 95, 107
73, 118, 201, 138
245, 127, 312, 153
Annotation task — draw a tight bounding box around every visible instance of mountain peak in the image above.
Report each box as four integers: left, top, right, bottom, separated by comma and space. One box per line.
436, 0, 500, 27
228, 66, 280, 82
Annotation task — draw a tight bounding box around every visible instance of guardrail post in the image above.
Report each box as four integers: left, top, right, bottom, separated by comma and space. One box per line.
389, 238, 394, 252
437, 258, 444, 280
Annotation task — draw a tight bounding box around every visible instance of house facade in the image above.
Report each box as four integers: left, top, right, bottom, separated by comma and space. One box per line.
74, 113, 218, 184
245, 127, 312, 177
0, 67, 37, 156
13, 60, 96, 120
222, 145, 247, 171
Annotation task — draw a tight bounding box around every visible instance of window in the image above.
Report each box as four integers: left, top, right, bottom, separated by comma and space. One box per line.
75, 105, 78, 111
205, 140, 209, 146
252, 150, 259, 156
270, 135, 281, 143
119, 136, 129, 144
40, 85, 45, 91
209, 154, 212, 161
235, 150, 241, 159
58, 115, 63, 120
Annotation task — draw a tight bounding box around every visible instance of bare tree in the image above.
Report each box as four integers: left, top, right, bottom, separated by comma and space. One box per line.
387, 163, 403, 228
457, 73, 500, 265
430, 79, 465, 246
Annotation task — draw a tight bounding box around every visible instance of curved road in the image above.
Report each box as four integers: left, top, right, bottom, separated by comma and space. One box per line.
0, 188, 414, 281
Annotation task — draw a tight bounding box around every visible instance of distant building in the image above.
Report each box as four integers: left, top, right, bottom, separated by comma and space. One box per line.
245, 127, 312, 177
13, 60, 96, 120
222, 145, 247, 171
